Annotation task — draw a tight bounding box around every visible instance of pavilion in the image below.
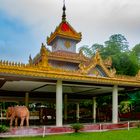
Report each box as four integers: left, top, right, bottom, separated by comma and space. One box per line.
0, 2, 140, 127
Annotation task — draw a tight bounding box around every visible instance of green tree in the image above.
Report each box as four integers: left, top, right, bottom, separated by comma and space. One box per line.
79, 43, 104, 58
106, 34, 129, 51
79, 34, 129, 59
79, 45, 93, 58
127, 91, 140, 112
132, 43, 140, 66
132, 43, 140, 57
102, 34, 129, 58
112, 52, 139, 76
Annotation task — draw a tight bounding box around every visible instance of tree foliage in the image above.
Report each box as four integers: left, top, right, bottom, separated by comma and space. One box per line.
112, 52, 139, 76
105, 34, 129, 52
132, 43, 140, 66
79, 44, 104, 58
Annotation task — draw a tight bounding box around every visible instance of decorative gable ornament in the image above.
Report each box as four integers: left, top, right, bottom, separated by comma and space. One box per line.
79, 50, 116, 77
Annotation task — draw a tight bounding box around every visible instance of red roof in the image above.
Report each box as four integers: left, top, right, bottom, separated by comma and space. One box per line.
47, 21, 82, 45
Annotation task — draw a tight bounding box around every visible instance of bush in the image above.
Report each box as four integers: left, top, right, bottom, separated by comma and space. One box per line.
71, 123, 84, 132
0, 125, 8, 133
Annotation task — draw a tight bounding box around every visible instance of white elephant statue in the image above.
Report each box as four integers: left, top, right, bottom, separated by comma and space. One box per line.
6, 106, 29, 127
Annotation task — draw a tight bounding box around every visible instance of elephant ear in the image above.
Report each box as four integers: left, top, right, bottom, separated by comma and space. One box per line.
8, 107, 15, 115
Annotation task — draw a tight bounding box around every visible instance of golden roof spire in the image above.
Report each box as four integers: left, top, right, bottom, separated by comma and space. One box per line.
47, 0, 82, 45
62, 0, 66, 22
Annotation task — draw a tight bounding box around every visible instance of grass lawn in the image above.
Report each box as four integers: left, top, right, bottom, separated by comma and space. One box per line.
1, 128, 140, 140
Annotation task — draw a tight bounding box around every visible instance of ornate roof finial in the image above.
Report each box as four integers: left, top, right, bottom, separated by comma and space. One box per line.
62, 0, 66, 22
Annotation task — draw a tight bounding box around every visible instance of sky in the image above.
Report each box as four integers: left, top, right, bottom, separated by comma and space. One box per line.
0, 0, 140, 63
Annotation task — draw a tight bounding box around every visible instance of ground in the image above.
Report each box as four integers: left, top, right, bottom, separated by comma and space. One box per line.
1, 128, 140, 140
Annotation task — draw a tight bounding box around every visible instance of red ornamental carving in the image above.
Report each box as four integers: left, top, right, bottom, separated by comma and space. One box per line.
61, 23, 70, 31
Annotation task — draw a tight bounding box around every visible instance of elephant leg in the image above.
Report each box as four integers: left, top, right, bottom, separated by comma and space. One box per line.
20, 117, 25, 126
26, 117, 29, 126
15, 118, 18, 126
10, 118, 14, 126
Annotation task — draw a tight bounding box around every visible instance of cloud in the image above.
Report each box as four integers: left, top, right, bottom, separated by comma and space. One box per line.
0, 0, 140, 62
0, 10, 38, 62
0, 0, 61, 26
